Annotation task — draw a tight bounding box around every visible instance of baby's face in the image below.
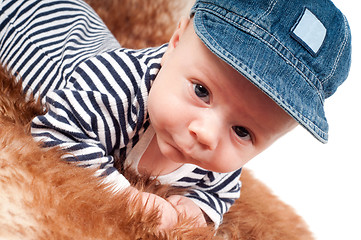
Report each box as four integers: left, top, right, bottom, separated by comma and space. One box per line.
148, 18, 297, 173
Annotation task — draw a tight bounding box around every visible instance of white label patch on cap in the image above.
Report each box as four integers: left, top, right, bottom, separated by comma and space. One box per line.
291, 8, 327, 55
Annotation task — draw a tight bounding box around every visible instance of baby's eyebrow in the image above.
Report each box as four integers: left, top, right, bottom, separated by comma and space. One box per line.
194, 64, 214, 84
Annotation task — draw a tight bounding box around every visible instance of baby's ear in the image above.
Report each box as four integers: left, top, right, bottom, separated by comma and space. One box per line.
161, 17, 190, 66
169, 17, 190, 49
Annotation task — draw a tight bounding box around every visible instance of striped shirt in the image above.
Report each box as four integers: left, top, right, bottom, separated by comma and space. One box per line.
0, 0, 242, 227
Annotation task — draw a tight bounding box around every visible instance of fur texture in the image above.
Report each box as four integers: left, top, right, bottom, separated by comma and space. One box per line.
85, 0, 191, 49
0, 0, 314, 239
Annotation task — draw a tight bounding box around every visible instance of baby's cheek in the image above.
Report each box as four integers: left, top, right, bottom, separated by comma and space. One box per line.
216, 148, 249, 172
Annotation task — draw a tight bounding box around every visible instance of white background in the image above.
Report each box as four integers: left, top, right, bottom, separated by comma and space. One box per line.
246, 1, 361, 239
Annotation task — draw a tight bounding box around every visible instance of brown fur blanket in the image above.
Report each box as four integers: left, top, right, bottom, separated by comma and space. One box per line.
0, 0, 314, 239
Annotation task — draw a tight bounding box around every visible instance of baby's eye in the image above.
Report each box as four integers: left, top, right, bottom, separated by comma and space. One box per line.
232, 126, 251, 141
193, 83, 210, 104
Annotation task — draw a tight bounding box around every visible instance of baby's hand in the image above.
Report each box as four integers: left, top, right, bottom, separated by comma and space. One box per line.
126, 187, 207, 230
126, 187, 179, 229
167, 195, 207, 228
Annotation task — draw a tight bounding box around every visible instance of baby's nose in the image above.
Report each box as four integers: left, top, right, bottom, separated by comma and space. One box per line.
188, 113, 221, 150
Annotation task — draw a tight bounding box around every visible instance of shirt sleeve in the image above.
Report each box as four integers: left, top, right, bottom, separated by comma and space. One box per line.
184, 168, 242, 228
31, 49, 151, 191
31, 88, 132, 190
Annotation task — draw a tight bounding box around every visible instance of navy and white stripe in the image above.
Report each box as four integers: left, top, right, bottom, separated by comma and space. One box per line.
0, 0, 242, 227
185, 168, 242, 225
0, 0, 120, 99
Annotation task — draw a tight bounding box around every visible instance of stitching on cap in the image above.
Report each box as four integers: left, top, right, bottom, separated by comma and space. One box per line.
255, 0, 278, 22
321, 14, 349, 84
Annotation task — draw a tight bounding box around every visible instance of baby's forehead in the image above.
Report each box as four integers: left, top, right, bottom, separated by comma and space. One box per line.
205, 62, 288, 117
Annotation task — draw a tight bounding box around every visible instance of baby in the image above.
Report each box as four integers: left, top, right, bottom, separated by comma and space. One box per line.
0, 0, 351, 230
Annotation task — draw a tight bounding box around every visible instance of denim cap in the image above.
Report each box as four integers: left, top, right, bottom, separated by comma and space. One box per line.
190, 0, 352, 143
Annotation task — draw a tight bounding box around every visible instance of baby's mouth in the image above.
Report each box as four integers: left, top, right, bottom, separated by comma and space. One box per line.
173, 140, 206, 165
